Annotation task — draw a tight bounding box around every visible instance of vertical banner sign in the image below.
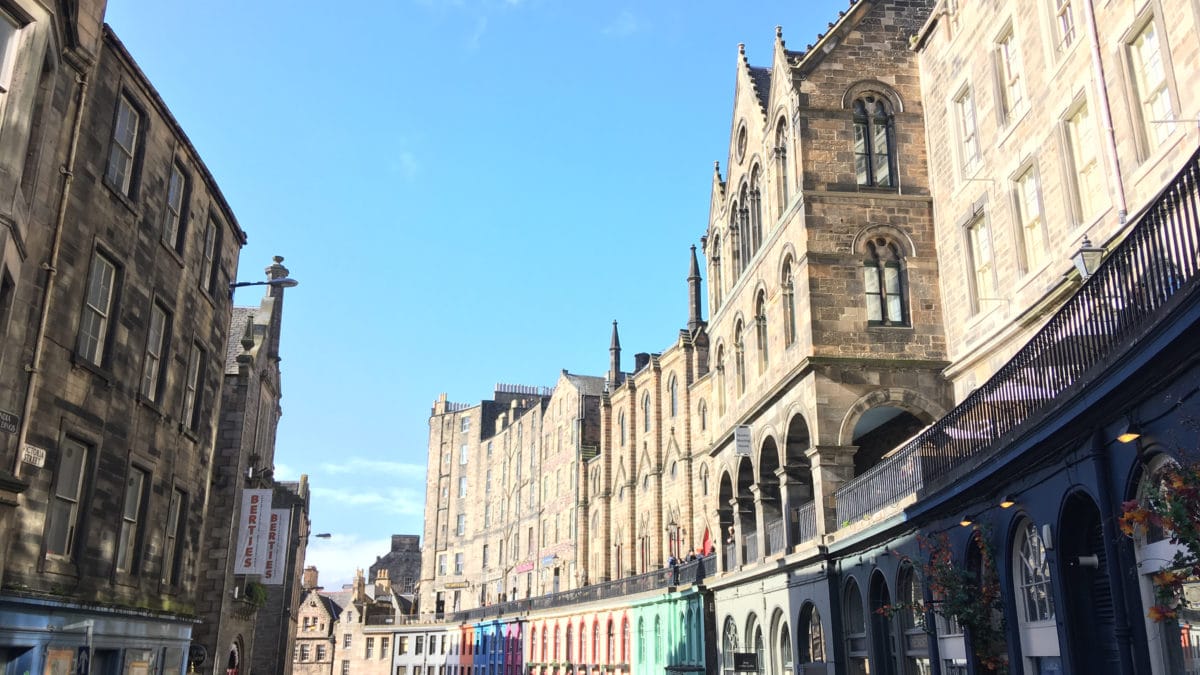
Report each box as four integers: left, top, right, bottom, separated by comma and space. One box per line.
234, 489, 273, 574
261, 508, 291, 585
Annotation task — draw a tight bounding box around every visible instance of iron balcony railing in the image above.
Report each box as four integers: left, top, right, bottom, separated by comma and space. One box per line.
835, 146, 1200, 525
743, 531, 758, 564
792, 501, 818, 544
765, 518, 785, 556
447, 555, 716, 623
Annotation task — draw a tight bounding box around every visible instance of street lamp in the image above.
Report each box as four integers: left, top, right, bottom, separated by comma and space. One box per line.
1071, 235, 1106, 280
313, 533, 332, 539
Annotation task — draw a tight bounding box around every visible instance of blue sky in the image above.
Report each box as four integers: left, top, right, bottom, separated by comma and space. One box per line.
105, 0, 847, 588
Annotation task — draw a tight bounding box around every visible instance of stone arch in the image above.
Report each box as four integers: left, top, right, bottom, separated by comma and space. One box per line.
837, 388, 946, 447
838, 388, 945, 477
851, 224, 917, 258
841, 79, 904, 113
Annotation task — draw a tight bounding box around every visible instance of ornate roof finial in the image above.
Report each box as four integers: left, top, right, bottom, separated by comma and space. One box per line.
776, 25, 783, 39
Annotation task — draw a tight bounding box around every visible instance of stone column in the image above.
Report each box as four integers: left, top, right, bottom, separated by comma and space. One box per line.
749, 484, 765, 562
775, 467, 811, 551
806, 445, 857, 539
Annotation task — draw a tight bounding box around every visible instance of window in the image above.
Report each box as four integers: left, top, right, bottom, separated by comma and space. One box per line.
461, 417, 470, 432
162, 162, 188, 250
458, 476, 467, 498
1053, 0, 1075, 51
781, 259, 796, 346
316, 645, 326, 661
966, 215, 998, 313
438, 554, 447, 576
484, 505, 491, 527
844, 580, 868, 672
1129, 18, 1175, 150
1013, 520, 1060, 670
116, 468, 148, 573
778, 621, 793, 675
607, 620, 614, 662
344, 634, 352, 648
775, 117, 790, 214
593, 622, 600, 661
897, 565, 931, 672
995, 27, 1025, 123
700, 464, 709, 496
1013, 167, 1047, 272
721, 616, 739, 675
140, 303, 170, 401
748, 167, 763, 256
415, 636, 424, 654
456, 514, 465, 536
863, 238, 905, 326
716, 345, 726, 415
566, 625, 574, 662
733, 322, 745, 395
365, 638, 374, 659
105, 94, 141, 196
162, 488, 186, 585
1065, 101, 1103, 223
954, 87, 980, 175
710, 234, 724, 308
300, 645, 310, 662
460, 443, 468, 465
0, 10, 23, 93
181, 344, 205, 431
852, 95, 895, 187
618, 411, 626, 446
202, 218, 221, 294
45, 438, 89, 558
77, 252, 118, 365
668, 375, 678, 417
754, 289, 768, 372
642, 393, 651, 433
798, 603, 825, 664
341, 662, 349, 675
454, 552, 464, 575
699, 400, 708, 432
482, 543, 489, 569
399, 637, 409, 654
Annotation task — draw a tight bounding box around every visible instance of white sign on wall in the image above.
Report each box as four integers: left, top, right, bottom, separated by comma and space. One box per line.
734, 425, 752, 456
261, 508, 291, 585
234, 489, 273, 574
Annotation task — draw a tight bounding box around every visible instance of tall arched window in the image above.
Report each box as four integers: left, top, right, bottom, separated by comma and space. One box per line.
730, 201, 744, 276
592, 622, 600, 662
733, 321, 746, 395
722, 616, 739, 675
778, 621, 793, 675
642, 393, 651, 433
864, 237, 906, 326
1013, 519, 1059, 671
799, 603, 825, 664
781, 258, 796, 346
606, 620, 614, 663
699, 399, 708, 431
541, 626, 548, 661
746, 615, 764, 675
897, 564, 931, 672
844, 579, 868, 672
654, 616, 663, 664
622, 618, 629, 664
754, 290, 769, 373
530, 627, 537, 661
700, 464, 710, 496
775, 118, 790, 216
711, 234, 724, 308
737, 187, 751, 272
566, 625, 573, 663
579, 622, 586, 666
637, 618, 645, 665
554, 625, 561, 661
618, 411, 626, 447
668, 375, 678, 417
853, 94, 895, 187
716, 346, 727, 416
749, 166, 763, 253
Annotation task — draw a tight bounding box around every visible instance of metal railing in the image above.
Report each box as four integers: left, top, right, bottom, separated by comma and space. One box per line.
792, 501, 818, 544
724, 545, 737, 571
765, 518, 785, 556
835, 146, 1200, 525
743, 531, 758, 564
446, 556, 716, 624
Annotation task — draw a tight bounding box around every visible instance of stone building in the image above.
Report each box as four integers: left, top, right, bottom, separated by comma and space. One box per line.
0, 11, 250, 675
412, 1, 1200, 674
369, 534, 422, 596
294, 584, 342, 675
193, 256, 308, 675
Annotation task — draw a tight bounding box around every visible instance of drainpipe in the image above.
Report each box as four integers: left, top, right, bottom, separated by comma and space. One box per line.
1089, 430, 1135, 675
13, 65, 90, 478
1083, 0, 1129, 224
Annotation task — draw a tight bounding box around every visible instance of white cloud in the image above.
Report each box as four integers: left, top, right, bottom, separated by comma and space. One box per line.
318, 457, 426, 478
602, 10, 642, 37
304, 534, 396, 591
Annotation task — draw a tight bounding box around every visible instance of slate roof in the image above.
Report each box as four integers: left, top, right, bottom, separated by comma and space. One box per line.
224, 306, 255, 374
566, 373, 606, 398
747, 66, 772, 113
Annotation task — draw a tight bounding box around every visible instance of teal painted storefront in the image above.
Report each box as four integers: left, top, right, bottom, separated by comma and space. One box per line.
630, 588, 707, 675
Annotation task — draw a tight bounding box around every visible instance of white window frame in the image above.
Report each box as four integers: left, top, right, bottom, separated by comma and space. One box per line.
161, 487, 186, 584
105, 94, 140, 196
45, 438, 88, 558
116, 467, 148, 573
77, 253, 118, 365
182, 344, 204, 430
140, 303, 169, 401
1064, 100, 1104, 224
954, 86, 981, 176
995, 25, 1025, 124
966, 214, 998, 313
162, 162, 187, 249
1127, 15, 1176, 153
1013, 166, 1047, 273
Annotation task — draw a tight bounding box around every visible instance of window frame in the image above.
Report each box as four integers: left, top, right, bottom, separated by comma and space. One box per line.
201, 217, 222, 295
140, 301, 171, 402
104, 92, 143, 198
162, 160, 189, 252
964, 211, 998, 315
161, 486, 187, 585
76, 251, 120, 367
181, 343, 205, 431
1062, 98, 1104, 226
1011, 164, 1049, 274
852, 94, 897, 188
994, 23, 1026, 125
44, 437, 91, 560
1124, 12, 1178, 158
953, 85, 981, 177
116, 466, 150, 574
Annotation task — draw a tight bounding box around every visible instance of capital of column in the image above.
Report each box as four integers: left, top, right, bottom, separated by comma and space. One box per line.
805, 444, 858, 467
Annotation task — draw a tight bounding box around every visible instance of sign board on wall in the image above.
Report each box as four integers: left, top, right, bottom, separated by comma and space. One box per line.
261, 508, 291, 585
234, 489, 273, 574
734, 425, 752, 456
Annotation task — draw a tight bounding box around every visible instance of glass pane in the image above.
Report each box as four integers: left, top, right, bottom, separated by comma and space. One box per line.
122, 471, 143, 518
57, 440, 85, 499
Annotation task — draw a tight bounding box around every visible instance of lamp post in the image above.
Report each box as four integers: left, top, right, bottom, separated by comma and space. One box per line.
229, 277, 299, 291
1071, 235, 1106, 280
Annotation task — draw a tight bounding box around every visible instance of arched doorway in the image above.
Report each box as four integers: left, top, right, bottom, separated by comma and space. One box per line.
869, 571, 897, 675
1059, 492, 1119, 672
850, 405, 927, 476
758, 437, 783, 555
783, 413, 815, 544
718, 472, 735, 571
735, 458, 757, 563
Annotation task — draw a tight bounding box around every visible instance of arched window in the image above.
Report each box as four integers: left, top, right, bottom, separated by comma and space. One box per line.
716, 346, 727, 415
796, 600, 825, 658
554, 625, 561, 661
711, 234, 724, 308
733, 321, 746, 395
853, 94, 895, 187
781, 258, 796, 346
642, 393, 652, 433
654, 616, 663, 664
844, 579, 868, 671
775, 117, 790, 216
897, 564, 931, 672
700, 464, 710, 496
638, 618, 645, 664
592, 622, 600, 662
749, 166, 763, 253
754, 289, 769, 373
618, 411, 626, 447
579, 622, 586, 665
606, 620, 614, 663
746, 615, 764, 675
778, 621, 793, 675
722, 616, 739, 675
668, 375, 678, 417
699, 399, 708, 431
864, 237, 906, 326
622, 618, 630, 663
566, 625, 573, 662
541, 626, 547, 661
1013, 519, 1059, 671
530, 627, 537, 661
730, 200, 744, 275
